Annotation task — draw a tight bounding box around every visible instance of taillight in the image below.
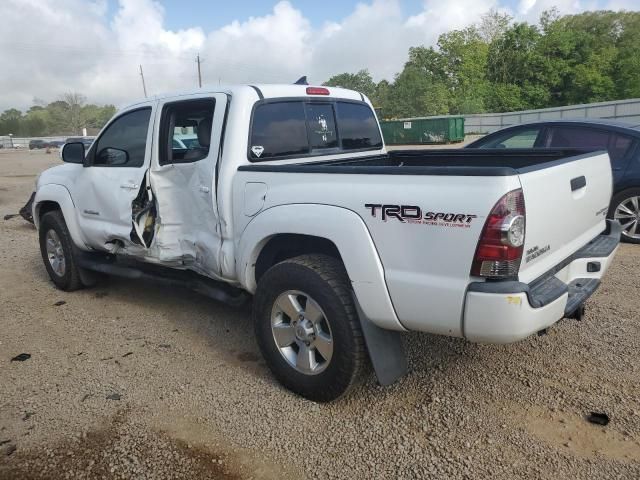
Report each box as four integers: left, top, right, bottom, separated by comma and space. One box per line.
306, 86, 330, 95
471, 189, 526, 278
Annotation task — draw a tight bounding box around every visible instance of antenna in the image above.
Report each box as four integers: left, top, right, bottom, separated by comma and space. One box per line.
196, 54, 203, 88
294, 76, 308, 85
139, 65, 147, 98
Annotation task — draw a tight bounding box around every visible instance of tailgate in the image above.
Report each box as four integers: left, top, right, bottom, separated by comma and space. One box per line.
517, 151, 612, 283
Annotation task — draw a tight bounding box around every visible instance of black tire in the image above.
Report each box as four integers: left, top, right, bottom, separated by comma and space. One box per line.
608, 188, 640, 244
39, 211, 84, 291
253, 254, 368, 402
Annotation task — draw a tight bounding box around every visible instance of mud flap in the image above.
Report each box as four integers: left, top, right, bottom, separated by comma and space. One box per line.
353, 294, 407, 386
71, 244, 101, 287
20, 192, 35, 224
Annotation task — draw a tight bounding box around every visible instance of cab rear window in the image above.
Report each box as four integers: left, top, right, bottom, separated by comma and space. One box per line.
336, 102, 383, 150
249, 100, 381, 161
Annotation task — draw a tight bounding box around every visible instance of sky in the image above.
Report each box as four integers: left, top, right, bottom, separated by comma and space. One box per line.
0, 0, 637, 111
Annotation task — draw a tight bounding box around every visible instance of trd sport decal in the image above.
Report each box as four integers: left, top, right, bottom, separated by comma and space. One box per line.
365, 204, 477, 228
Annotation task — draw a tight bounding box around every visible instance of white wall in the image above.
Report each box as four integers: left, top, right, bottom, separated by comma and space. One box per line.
423, 98, 640, 134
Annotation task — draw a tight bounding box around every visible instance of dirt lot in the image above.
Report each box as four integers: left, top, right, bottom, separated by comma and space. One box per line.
1, 149, 639, 479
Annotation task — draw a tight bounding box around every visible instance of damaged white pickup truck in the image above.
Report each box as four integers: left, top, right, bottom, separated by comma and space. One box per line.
34, 84, 621, 401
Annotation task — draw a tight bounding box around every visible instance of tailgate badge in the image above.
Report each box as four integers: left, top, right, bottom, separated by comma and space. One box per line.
525, 244, 550, 263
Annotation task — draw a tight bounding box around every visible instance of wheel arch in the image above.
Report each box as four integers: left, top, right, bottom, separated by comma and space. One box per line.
34, 184, 87, 249
255, 234, 343, 285
36, 200, 61, 220
237, 203, 404, 331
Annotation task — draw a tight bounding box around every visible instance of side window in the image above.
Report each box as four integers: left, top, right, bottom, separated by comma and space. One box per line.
546, 126, 633, 167
547, 127, 609, 150
305, 103, 338, 150
335, 102, 383, 150
94, 108, 151, 167
160, 99, 215, 165
480, 128, 541, 148
250, 102, 309, 160
608, 133, 634, 166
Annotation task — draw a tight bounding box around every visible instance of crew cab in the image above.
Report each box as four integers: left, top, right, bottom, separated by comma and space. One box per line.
33, 84, 620, 401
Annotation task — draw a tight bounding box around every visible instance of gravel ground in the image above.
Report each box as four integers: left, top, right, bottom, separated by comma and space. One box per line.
1, 149, 639, 479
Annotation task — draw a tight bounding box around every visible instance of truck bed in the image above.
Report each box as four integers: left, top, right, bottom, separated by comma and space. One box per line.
238, 148, 597, 176
235, 147, 613, 337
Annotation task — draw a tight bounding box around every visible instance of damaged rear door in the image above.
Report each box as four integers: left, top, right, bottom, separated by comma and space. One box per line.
148, 93, 228, 278
71, 103, 156, 251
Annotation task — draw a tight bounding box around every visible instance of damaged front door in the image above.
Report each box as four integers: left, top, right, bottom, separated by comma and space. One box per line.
148, 94, 228, 278
71, 104, 155, 251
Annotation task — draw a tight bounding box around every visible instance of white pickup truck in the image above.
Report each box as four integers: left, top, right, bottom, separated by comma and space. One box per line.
34, 84, 620, 401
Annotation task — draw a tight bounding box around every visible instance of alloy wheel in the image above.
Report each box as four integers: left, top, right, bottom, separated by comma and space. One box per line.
614, 196, 640, 240
270, 290, 333, 375
45, 229, 66, 277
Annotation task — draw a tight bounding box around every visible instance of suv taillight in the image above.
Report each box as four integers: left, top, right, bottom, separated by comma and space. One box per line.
471, 189, 526, 278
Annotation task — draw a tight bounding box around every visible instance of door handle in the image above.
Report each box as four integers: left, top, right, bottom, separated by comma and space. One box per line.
199, 185, 210, 193
570, 176, 586, 191
120, 183, 139, 190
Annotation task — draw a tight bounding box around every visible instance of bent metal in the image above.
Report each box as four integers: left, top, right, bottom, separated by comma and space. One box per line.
365, 204, 477, 225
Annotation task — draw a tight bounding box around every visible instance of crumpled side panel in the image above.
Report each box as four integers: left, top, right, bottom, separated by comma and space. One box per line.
148, 162, 221, 278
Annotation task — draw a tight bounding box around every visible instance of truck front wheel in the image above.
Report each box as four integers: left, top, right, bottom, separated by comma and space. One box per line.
253, 254, 367, 402
38, 211, 85, 291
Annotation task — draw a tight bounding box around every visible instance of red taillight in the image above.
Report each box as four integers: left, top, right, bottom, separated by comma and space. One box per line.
306, 86, 330, 95
471, 189, 526, 278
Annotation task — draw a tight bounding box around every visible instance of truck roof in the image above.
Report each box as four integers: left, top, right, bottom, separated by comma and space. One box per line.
125, 84, 365, 110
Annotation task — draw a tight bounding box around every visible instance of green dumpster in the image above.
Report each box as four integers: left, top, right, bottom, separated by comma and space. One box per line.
380, 117, 465, 145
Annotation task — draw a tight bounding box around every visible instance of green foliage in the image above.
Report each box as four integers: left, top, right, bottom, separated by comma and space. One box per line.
323, 70, 377, 98
324, 10, 640, 119
0, 93, 116, 137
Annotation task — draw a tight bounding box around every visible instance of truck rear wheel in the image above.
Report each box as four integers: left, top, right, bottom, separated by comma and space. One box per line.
253, 254, 367, 402
39, 211, 84, 291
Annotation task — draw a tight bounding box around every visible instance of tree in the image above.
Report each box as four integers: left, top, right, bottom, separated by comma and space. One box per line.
390, 66, 449, 118
487, 23, 550, 109
615, 12, 640, 98
45, 100, 71, 134
324, 70, 378, 100
0, 96, 115, 136
81, 104, 116, 129
479, 9, 512, 43
0, 109, 23, 135
61, 92, 87, 134
437, 27, 490, 113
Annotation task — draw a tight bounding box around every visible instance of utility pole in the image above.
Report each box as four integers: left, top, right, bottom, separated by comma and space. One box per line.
139, 64, 148, 98
196, 54, 203, 88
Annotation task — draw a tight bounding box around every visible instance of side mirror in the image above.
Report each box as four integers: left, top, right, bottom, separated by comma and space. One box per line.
96, 147, 129, 166
61, 142, 85, 164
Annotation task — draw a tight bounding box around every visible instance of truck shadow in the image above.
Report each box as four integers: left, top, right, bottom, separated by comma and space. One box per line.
27, 257, 524, 404
90, 276, 269, 375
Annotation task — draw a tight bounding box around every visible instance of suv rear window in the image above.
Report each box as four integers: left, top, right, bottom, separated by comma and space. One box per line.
249, 100, 381, 161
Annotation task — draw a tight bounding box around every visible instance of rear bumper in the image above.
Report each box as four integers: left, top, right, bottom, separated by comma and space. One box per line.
463, 220, 620, 344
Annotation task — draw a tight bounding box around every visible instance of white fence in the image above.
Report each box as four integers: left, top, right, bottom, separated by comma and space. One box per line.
0, 136, 95, 149
423, 98, 640, 134
0, 136, 66, 149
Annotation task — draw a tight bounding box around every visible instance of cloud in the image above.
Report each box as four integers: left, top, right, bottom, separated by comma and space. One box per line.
202, 1, 312, 84
0, 0, 636, 111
